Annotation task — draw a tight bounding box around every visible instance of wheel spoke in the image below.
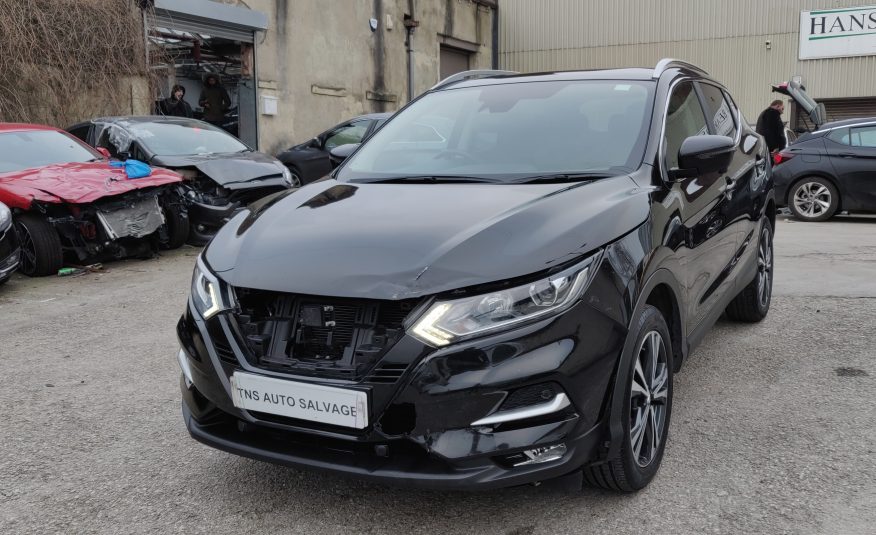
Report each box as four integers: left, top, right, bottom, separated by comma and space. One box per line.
652, 366, 669, 403
815, 199, 830, 209
631, 409, 647, 460
649, 406, 661, 451
634, 357, 647, 394
631, 376, 649, 398
813, 185, 828, 196
647, 332, 659, 384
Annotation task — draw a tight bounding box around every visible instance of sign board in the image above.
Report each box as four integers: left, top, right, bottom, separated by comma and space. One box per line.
800, 6, 876, 59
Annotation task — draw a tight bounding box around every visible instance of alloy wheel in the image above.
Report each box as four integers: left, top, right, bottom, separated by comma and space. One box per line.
757, 226, 773, 308
793, 182, 831, 218
14, 222, 36, 275
629, 330, 669, 467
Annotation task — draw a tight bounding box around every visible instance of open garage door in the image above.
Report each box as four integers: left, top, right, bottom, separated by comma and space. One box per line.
146, 0, 267, 148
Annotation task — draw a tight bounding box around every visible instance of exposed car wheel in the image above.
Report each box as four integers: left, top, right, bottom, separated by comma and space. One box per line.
289, 167, 302, 188
159, 202, 189, 250
789, 178, 839, 221
583, 305, 673, 492
14, 213, 63, 277
725, 219, 773, 322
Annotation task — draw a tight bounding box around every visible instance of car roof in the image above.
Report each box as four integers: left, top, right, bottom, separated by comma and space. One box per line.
351, 113, 393, 121
817, 117, 876, 130
0, 122, 64, 134
89, 115, 208, 126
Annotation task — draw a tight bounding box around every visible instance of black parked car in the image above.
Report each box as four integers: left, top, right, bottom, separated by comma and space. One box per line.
773, 117, 876, 221
177, 60, 775, 491
276, 113, 391, 185
68, 117, 295, 245
0, 201, 19, 285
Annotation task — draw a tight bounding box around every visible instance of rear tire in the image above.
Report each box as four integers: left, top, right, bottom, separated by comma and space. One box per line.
788, 177, 838, 222
583, 305, 673, 492
159, 202, 189, 250
14, 213, 63, 277
726, 219, 773, 323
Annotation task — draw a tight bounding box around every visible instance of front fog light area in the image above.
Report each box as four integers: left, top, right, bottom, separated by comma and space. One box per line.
500, 444, 568, 467
410, 253, 599, 347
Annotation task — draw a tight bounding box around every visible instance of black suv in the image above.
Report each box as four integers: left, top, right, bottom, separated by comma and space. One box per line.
177, 60, 775, 491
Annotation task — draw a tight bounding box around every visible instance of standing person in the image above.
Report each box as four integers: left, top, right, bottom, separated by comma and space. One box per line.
157, 84, 193, 118
756, 99, 786, 153
198, 74, 231, 128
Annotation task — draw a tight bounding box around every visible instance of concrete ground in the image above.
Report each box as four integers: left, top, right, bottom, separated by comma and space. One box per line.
1, 215, 874, 535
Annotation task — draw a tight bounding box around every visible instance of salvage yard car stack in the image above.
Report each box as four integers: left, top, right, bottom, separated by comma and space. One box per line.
0, 124, 186, 276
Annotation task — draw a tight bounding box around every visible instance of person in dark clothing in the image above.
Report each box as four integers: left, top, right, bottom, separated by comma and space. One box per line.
198, 74, 231, 127
756, 99, 786, 153
157, 84, 193, 118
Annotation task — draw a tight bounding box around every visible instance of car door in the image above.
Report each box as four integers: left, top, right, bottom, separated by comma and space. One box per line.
662, 81, 741, 332
823, 124, 876, 211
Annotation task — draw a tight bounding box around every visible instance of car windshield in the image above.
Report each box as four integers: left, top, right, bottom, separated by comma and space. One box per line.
338, 79, 655, 182
127, 121, 248, 156
0, 130, 98, 173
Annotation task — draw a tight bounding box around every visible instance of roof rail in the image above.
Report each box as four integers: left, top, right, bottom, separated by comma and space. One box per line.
430, 69, 518, 91
653, 58, 708, 78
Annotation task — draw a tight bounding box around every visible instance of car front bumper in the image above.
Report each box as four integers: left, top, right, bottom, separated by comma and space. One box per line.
177, 261, 630, 489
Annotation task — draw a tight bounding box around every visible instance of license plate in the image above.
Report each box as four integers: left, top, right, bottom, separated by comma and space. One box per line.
230, 372, 368, 429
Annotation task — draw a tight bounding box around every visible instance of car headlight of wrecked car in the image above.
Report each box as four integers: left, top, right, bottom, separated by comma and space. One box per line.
191, 256, 231, 319
0, 203, 11, 231
410, 253, 600, 347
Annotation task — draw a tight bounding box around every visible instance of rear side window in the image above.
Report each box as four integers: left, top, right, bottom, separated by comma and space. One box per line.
664, 81, 709, 170
849, 125, 876, 147
699, 83, 737, 138
828, 128, 850, 145
68, 125, 91, 143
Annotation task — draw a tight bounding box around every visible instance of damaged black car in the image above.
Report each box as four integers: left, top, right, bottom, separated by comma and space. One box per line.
68, 117, 296, 245
177, 61, 775, 491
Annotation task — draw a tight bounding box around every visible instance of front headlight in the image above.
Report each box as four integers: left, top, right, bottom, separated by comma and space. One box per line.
410, 253, 600, 347
191, 256, 230, 319
0, 204, 11, 231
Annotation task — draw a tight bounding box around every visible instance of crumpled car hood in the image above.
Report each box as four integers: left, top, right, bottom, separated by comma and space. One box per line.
151, 151, 286, 186
0, 162, 182, 209
205, 176, 650, 299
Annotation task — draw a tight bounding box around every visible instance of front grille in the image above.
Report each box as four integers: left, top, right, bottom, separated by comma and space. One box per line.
364, 363, 409, 384
229, 288, 419, 380
230, 186, 286, 206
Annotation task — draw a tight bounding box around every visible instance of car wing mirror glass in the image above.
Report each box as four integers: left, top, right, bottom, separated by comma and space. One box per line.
329, 143, 360, 169
671, 135, 735, 180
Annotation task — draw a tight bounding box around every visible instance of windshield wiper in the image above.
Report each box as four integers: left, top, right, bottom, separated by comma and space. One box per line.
357, 175, 502, 184
515, 172, 615, 183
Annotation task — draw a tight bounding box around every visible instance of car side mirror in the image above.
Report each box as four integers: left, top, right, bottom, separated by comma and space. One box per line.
95, 147, 112, 159
117, 150, 131, 161
308, 137, 322, 149
329, 143, 360, 169
672, 135, 735, 179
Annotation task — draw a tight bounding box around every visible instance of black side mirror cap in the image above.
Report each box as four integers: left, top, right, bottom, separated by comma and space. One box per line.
671, 135, 735, 180
329, 143, 360, 169
309, 137, 322, 149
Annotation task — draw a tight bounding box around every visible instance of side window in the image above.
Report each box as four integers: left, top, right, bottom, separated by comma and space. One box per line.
848, 125, 876, 147
664, 81, 709, 170
828, 128, 851, 145
68, 125, 91, 144
324, 120, 370, 150
95, 126, 132, 158
699, 83, 737, 138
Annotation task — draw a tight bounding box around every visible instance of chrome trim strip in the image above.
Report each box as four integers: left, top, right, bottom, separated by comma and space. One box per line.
653, 58, 708, 79
471, 393, 571, 426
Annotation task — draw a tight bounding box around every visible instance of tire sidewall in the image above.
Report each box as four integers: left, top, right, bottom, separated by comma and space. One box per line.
789, 178, 838, 222
618, 305, 674, 489
756, 219, 774, 316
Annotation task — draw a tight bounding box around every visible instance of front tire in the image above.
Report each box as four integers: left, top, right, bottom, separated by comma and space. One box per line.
14, 213, 63, 277
789, 177, 838, 221
726, 219, 773, 322
583, 305, 673, 492
159, 202, 189, 250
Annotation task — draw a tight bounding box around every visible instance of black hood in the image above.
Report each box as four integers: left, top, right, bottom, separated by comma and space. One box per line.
204, 176, 650, 300
151, 151, 286, 186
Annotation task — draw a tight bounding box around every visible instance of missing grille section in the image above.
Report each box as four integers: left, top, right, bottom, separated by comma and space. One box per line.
231, 288, 418, 380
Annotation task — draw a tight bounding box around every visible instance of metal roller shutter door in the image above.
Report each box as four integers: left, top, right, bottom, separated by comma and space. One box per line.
795, 98, 876, 130
147, 12, 254, 42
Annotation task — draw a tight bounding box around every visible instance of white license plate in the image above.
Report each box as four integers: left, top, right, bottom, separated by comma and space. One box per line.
230, 372, 368, 429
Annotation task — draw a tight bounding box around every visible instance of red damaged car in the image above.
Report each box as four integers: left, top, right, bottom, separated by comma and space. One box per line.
0, 123, 188, 276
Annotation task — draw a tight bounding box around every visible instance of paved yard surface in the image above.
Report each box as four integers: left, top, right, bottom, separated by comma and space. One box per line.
1, 216, 874, 535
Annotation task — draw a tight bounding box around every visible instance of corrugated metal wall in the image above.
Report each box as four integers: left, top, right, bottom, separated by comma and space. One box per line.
499, 0, 876, 121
